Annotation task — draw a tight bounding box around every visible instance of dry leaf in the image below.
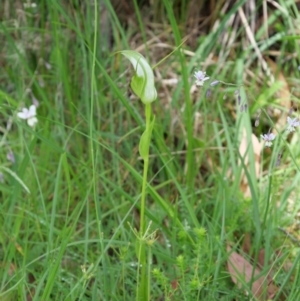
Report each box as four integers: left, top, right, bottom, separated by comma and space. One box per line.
239, 128, 262, 197
242, 232, 252, 254
0, 262, 16, 276
227, 244, 278, 300
171, 279, 179, 290
258, 248, 266, 269
266, 58, 290, 129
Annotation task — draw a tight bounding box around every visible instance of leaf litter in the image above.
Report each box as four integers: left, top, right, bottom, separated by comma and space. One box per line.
227, 244, 278, 300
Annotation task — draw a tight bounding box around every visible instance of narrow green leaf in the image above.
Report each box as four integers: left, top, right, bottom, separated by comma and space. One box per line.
0, 166, 30, 194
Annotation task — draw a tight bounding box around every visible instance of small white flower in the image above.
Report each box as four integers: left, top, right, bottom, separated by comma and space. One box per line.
194, 70, 210, 86
17, 105, 38, 127
287, 116, 300, 133
261, 133, 276, 147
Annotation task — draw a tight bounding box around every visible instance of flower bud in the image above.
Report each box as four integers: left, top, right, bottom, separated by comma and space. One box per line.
206, 89, 212, 98
234, 89, 240, 96
210, 80, 219, 87
237, 95, 241, 105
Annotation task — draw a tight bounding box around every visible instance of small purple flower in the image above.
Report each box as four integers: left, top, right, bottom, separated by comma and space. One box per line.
261, 133, 276, 147
194, 70, 210, 87
286, 116, 300, 133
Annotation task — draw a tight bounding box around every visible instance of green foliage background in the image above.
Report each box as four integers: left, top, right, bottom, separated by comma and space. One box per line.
0, 0, 300, 300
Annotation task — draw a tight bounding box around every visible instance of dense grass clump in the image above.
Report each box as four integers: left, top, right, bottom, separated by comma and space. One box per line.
1, 1, 300, 300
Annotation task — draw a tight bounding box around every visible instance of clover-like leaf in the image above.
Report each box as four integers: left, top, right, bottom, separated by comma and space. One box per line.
120, 50, 157, 104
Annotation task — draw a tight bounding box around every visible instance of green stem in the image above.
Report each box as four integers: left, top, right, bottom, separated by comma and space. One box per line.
137, 103, 152, 301
147, 243, 152, 299
140, 103, 151, 234
217, 81, 244, 87
137, 242, 146, 301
